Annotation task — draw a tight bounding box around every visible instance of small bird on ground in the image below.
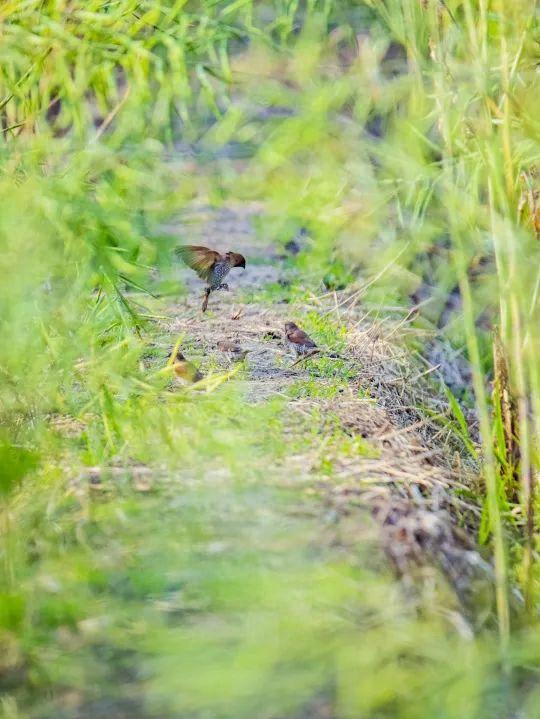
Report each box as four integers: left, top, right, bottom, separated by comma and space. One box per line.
170, 350, 203, 383
216, 339, 250, 362
284, 322, 319, 357
176, 245, 246, 312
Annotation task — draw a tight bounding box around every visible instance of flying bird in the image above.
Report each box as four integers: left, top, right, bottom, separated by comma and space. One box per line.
170, 350, 203, 384
176, 245, 246, 312
284, 322, 319, 357
216, 340, 250, 363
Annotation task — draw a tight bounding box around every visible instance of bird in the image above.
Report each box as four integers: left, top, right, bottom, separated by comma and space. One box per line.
216, 339, 250, 363
176, 245, 246, 312
284, 322, 319, 357
170, 349, 203, 384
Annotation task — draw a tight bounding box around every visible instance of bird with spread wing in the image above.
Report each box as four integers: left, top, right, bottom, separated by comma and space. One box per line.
176, 245, 246, 312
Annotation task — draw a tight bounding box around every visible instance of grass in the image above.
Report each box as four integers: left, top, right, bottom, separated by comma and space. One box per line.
1, 0, 540, 716
288, 377, 350, 399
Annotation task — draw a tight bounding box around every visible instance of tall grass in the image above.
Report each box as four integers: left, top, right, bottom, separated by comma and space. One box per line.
370, 0, 539, 633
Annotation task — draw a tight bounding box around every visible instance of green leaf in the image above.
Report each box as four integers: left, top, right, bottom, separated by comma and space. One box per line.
443, 385, 478, 459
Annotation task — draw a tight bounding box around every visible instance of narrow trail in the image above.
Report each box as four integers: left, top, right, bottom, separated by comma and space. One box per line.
165, 202, 491, 616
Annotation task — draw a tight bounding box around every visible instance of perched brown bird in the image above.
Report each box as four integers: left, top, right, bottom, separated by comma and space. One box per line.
170, 350, 203, 384
176, 245, 246, 312
284, 322, 318, 356
216, 339, 250, 362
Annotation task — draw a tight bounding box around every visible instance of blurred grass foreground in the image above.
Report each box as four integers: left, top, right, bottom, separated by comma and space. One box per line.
2, 1, 540, 718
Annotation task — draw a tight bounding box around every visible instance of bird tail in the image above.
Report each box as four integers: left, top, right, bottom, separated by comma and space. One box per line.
291, 349, 320, 367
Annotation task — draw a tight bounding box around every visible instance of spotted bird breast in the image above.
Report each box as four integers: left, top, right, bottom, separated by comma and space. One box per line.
209, 260, 231, 289
288, 340, 310, 355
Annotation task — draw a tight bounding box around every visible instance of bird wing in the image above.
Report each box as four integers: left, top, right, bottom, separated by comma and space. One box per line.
176, 245, 221, 281
288, 327, 317, 347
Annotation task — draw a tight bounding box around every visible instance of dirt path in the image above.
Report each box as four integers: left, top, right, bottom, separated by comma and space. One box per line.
165, 202, 491, 618
167, 203, 316, 400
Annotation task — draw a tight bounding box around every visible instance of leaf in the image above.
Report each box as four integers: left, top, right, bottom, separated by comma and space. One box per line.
220, 0, 253, 18
118, 273, 158, 298
443, 385, 477, 459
